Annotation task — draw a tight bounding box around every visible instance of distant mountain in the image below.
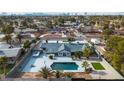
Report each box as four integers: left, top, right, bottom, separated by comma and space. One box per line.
0, 12, 124, 16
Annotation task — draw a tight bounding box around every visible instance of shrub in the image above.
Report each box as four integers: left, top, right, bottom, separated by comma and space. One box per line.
68, 37, 75, 42
49, 55, 53, 59
66, 73, 73, 78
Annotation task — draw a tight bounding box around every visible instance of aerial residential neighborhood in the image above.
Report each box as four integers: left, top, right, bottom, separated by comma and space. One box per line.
0, 12, 124, 81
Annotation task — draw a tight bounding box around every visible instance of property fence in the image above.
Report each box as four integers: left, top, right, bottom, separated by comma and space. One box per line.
6, 41, 41, 78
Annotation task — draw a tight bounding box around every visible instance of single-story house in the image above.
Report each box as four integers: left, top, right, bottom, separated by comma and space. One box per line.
41, 42, 87, 57
14, 28, 38, 33
64, 21, 77, 26
0, 42, 21, 64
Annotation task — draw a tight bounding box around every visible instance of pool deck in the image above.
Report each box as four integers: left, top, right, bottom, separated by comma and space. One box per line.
22, 54, 85, 72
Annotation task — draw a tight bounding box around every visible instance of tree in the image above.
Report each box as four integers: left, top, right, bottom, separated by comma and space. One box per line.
54, 70, 62, 78
102, 29, 113, 40
69, 17, 76, 22
46, 21, 53, 29
120, 20, 124, 27
111, 54, 122, 71
3, 34, 12, 44
23, 40, 31, 49
117, 40, 124, 55
82, 61, 89, 72
16, 34, 22, 43
103, 29, 113, 35
83, 47, 92, 59
68, 37, 75, 42
90, 21, 96, 25
104, 35, 124, 76
73, 51, 83, 59
106, 36, 123, 52
104, 51, 113, 62
115, 24, 120, 29
102, 20, 110, 30
66, 73, 73, 78
49, 55, 53, 59
1, 25, 14, 34
21, 20, 28, 27
14, 21, 18, 27
0, 56, 8, 75
39, 67, 52, 79
121, 64, 124, 76
58, 17, 64, 26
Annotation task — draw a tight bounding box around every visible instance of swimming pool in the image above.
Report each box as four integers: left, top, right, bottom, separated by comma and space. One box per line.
51, 62, 78, 70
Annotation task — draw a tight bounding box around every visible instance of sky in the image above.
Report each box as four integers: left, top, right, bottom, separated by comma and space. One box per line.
0, 12, 124, 16
0, 0, 124, 12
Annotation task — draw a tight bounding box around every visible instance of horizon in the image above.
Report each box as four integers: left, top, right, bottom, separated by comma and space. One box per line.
0, 12, 124, 16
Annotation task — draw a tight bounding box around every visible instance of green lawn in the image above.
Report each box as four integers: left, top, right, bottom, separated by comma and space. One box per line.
0, 64, 14, 74
91, 63, 105, 70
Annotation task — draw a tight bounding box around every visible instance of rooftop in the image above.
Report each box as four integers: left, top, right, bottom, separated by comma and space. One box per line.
0, 42, 11, 49
0, 42, 21, 57
41, 43, 87, 53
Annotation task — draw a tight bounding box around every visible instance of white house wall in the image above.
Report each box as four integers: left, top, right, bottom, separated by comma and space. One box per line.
58, 50, 71, 57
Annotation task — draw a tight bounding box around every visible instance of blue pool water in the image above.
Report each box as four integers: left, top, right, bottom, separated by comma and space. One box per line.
51, 62, 78, 70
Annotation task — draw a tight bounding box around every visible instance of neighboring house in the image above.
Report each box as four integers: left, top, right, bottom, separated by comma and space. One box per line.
14, 28, 38, 33
91, 38, 101, 45
41, 42, 87, 57
82, 26, 92, 32
77, 23, 84, 29
64, 21, 77, 26
81, 26, 100, 33
0, 42, 21, 64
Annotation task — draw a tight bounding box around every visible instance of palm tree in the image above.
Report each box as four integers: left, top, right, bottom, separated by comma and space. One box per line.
23, 40, 30, 50
39, 67, 52, 79
0, 56, 8, 75
16, 34, 22, 43
54, 70, 63, 78
66, 73, 73, 78
1, 25, 14, 34
3, 34, 12, 44
82, 61, 89, 72
83, 47, 92, 59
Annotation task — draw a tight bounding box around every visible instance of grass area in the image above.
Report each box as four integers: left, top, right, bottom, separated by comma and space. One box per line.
0, 64, 14, 74
91, 63, 105, 70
